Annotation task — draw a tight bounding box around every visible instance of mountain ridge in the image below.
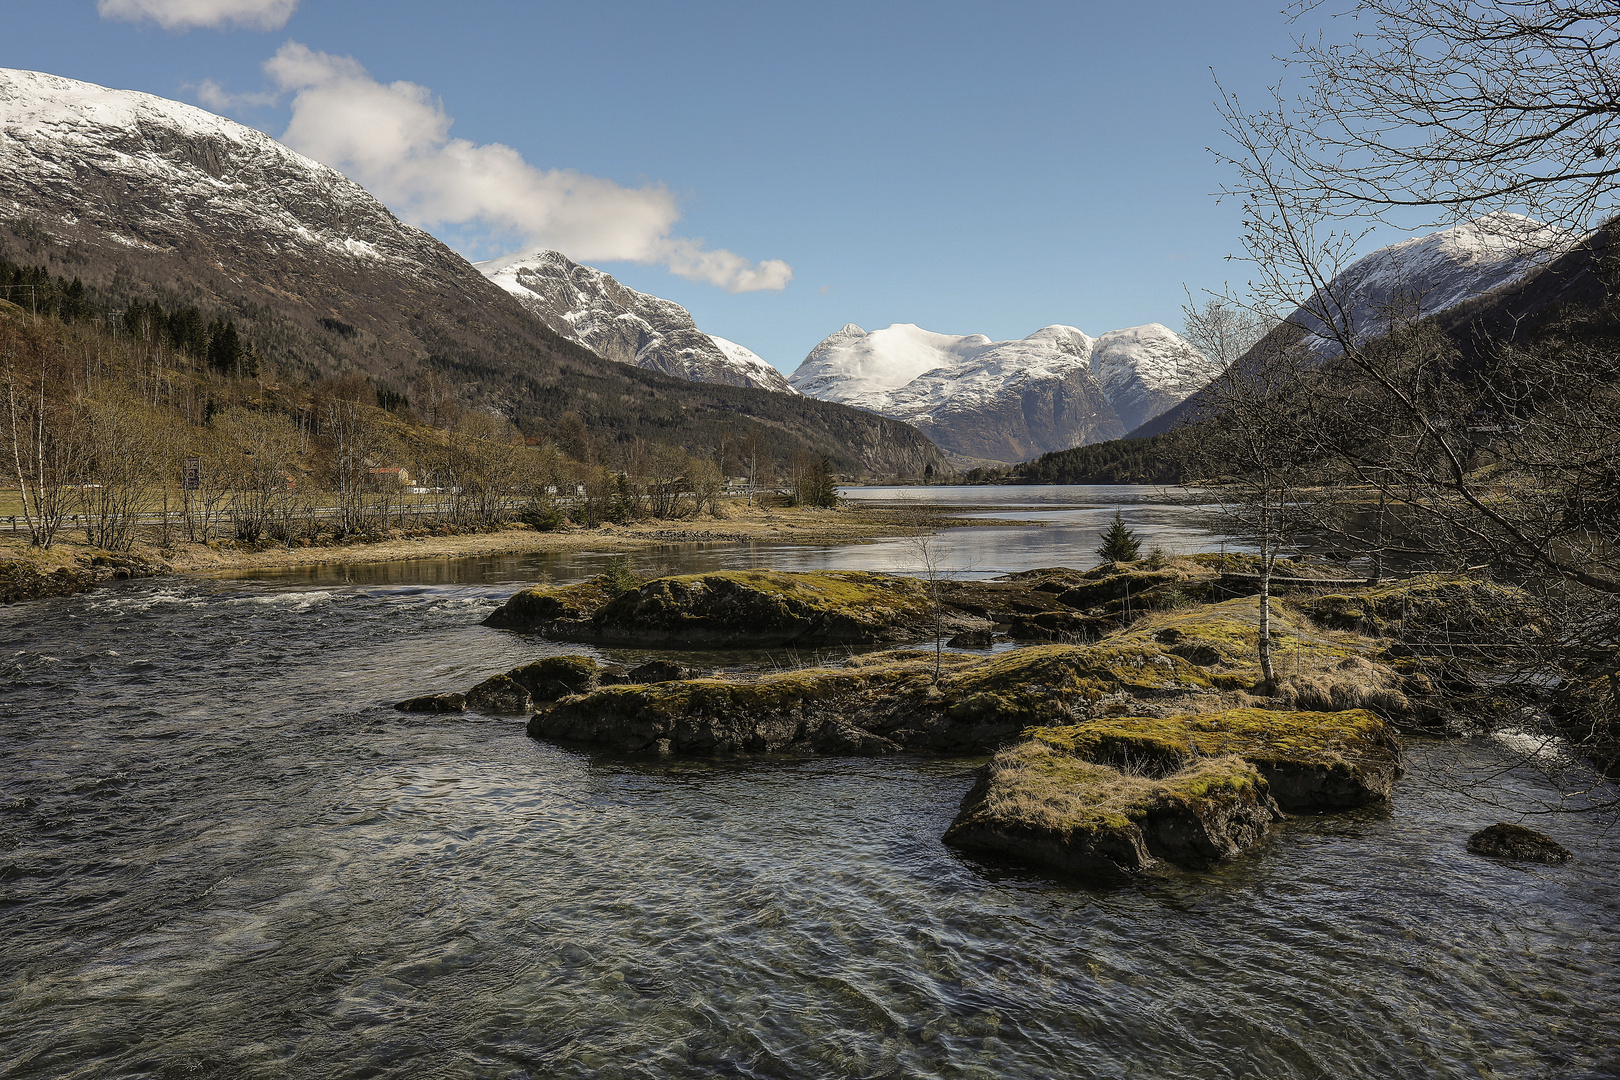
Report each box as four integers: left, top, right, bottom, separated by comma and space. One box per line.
0, 67, 943, 477
789, 320, 1217, 463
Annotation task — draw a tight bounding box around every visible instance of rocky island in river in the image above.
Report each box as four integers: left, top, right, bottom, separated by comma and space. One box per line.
409, 558, 1534, 882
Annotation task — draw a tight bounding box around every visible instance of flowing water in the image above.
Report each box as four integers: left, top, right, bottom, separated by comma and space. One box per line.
2, 487, 1616, 1079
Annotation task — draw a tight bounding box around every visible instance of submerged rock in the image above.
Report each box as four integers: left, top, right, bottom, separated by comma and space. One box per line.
394, 692, 467, 713
1466, 823, 1573, 864
944, 747, 1280, 879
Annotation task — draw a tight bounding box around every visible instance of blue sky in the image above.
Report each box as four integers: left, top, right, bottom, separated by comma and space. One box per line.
3, 1, 1366, 372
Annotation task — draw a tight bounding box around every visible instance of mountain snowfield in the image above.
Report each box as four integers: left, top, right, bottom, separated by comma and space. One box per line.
1299, 212, 1571, 354
790, 321, 1219, 462
478, 249, 795, 394
0, 67, 431, 268
0, 67, 948, 476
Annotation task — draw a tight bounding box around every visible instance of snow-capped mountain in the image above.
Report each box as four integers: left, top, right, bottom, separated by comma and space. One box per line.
1129, 213, 1575, 440
789, 321, 1216, 462
0, 67, 947, 477
1300, 212, 1571, 354
478, 249, 794, 394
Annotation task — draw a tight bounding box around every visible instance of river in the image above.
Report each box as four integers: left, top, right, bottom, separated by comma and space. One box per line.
1, 487, 1615, 1079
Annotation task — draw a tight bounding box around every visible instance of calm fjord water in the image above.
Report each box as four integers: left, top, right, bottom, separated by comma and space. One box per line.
1, 487, 1616, 1078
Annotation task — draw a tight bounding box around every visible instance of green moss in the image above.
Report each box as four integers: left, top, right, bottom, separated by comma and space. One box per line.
969, 740, 1263, 832
1029, 707, 1392, 772
1307, 574, 1540, 638
1111, 596, 1366, 683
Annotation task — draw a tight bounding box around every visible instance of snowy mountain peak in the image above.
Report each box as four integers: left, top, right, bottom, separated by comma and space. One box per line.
478, 248, 794, 394
789, 319, 1206, 462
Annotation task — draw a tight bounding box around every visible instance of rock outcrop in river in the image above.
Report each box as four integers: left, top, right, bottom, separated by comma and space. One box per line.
438, 562, 1550, 882
943, 707, 1401, 878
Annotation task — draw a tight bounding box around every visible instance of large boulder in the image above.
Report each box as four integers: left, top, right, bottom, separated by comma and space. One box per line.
526, 640, 1224, 756
944, 746, 1280, 879
487, 569, 938, 647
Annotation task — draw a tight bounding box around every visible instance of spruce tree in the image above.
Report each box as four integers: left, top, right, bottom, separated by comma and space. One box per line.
1095, 510, 1142, 563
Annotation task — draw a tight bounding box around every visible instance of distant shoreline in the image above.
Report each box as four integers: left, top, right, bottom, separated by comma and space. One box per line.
1, 500, 1020, 598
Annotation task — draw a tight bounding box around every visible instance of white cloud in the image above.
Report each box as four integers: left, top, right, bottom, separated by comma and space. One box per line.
98, 0, 298, 31
263, 42, 791, 293
191, 77, 279, 110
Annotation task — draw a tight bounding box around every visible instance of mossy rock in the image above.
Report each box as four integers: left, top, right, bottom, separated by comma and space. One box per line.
484, 577, 615, 628
944, 746, 1279, 879
529, 658, 936, 754
489, 569, 937, 647
944, 642, 1219, 723
1007, 610, 1114, 641
1053, 565, 1213, 610
591, 570, 936, 647
1028, 706, 1401, 810
1306, 575, 1541, 643
507, 655, 600, 701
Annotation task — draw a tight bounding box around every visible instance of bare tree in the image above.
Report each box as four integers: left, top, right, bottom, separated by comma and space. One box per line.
77, 396, 159, 551
1188, 335, 1323, 688
1, 325, 79, 548
1266, 1, 1620, 234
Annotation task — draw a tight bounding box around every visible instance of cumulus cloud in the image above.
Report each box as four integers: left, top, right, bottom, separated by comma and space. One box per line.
263, 42, 791, 292
98, 0, 299, 31
191, 77, 279, 110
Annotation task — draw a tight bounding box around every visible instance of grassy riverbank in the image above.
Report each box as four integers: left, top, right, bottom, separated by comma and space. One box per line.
0, 498, 1017, 586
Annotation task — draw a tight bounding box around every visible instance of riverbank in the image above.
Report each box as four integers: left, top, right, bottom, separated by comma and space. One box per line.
0, 500, 1011, 594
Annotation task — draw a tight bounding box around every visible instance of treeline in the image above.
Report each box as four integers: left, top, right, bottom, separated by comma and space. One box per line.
121, 300, 258, 379
1, 292, 839, 554
944, 430, 1193, 486
0, 255, 92, 323
1013, 431, 1191, 485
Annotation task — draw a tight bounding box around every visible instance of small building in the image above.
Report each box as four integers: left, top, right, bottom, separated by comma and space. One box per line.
368, 466, 414, 487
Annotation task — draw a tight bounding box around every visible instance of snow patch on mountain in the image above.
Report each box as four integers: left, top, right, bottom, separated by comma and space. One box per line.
1301, 212, 1572, 353
1091, 323, 1225, 431
708, 336, 795, 394
479, 248, 794, 394
0, 67, 426, 268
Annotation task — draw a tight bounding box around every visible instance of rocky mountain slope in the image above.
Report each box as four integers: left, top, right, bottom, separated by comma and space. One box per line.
478, 249, 794, 394
0, 67, 941, 476
1296, 212, 1571, 355
1130, 213, 1574, 439
789, 321, 1216, 462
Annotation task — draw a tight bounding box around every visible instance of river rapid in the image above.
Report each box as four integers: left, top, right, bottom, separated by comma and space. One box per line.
2, 487, 1616, 1079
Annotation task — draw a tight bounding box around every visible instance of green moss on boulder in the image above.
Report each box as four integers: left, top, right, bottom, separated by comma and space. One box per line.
487, 569, 938, 647
1029, 707, 1401, 809
944, 745, 1279, 879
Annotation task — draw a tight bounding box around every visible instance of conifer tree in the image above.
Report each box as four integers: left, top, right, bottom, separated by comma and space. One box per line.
1095, 510, 1142, 563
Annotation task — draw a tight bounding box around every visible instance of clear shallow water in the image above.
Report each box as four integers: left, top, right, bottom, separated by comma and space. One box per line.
2, 487, 1617, 1079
